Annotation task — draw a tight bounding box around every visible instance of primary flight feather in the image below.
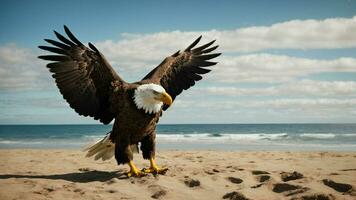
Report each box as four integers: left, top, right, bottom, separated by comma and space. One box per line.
39, 26, 220, 177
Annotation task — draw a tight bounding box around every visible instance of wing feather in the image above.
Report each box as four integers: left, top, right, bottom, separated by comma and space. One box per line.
44, 39, 71, 50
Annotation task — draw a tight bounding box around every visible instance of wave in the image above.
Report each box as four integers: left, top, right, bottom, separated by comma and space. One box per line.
157, 133, 289, 143
2, 132, 356, 149
342, 133, 356, 137
300, 133, 336, 139
0, 140, 44, 145
0, 139, 87, 147
157, 132, 356, 143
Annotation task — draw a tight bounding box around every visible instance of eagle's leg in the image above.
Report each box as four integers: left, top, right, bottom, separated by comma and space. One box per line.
115, 142, 145, 177
140, 133, 168, 174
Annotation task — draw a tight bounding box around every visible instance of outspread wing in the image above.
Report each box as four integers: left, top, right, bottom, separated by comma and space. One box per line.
38, 25, 125, 124
141, 36, 220, 110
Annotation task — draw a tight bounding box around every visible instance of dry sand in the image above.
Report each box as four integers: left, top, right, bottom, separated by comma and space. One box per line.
0, 149, 355, 200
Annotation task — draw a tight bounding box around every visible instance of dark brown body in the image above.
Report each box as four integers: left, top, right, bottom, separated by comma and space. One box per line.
109, 82, 160, 164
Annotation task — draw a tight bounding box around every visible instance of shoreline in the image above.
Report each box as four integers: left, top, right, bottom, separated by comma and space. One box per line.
0, 149, 355, 199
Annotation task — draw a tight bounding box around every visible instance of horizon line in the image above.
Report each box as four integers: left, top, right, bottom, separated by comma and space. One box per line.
1, 123, 356, 126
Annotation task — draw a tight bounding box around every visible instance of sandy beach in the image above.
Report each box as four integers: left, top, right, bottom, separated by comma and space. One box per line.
0, 150, 355, 200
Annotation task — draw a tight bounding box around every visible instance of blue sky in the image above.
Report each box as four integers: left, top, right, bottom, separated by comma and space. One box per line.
1, 0, 356, 124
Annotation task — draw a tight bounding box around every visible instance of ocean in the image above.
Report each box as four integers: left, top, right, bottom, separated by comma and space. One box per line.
0, 124, 356, 151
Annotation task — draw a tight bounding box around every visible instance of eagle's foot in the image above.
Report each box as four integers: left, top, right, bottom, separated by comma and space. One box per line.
126, 169, 145, 177
127, 160, 146, 177
143, 166, 168, 175
142, 157, 168, 175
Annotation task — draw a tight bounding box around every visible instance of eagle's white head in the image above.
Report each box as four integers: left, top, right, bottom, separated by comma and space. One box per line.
133, 83, 173, 114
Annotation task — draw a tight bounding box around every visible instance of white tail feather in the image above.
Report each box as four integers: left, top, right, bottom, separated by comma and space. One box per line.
85, 132, 115, 161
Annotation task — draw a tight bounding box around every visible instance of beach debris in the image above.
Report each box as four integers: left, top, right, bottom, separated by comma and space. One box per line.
184, 178, 200, 187
251, 170, 270, 175
222, 191, 250, 200
281, 171, 304, 182
291, 193, 336, 200
256, 175, 270, 183
227, 177, 243, 184
322, 179, 353, 193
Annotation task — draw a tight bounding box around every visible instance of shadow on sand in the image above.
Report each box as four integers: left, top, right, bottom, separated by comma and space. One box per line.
0, 170, 128, 183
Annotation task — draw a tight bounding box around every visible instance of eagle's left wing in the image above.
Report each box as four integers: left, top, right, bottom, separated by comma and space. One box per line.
141, 36, 220, 110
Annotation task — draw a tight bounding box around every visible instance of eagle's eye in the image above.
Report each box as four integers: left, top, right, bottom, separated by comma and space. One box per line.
152, 90, 160, 95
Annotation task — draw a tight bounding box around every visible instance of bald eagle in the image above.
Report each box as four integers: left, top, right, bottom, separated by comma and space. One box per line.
38, 26, 220, 177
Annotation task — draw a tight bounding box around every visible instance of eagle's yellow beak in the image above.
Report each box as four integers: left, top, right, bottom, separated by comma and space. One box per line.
158, 92, 173, 106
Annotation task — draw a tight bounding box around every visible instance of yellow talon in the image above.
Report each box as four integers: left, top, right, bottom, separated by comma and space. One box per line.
143, 157, 168, 175
127, 160, 145, 177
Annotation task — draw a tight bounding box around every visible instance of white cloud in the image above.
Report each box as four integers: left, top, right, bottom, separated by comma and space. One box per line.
200, 80, 356, 97
92, 16, 356, 83
2, 16, 356, 90
211, 54, 356, 83
219, 16, 356, 52
174, 98, 356, 110
95, 16, 356, 67
0, 44, 51, 90
245, 98, 356, 110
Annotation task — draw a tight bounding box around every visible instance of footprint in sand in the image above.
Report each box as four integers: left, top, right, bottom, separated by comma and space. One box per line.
148, 185, 168, 199
184, 177, 200, 187
222, 191, 250, 200
33, 186, 57, 196
106, 189, 118, 193
73, 188, 85, 195
329, 173, 339, 176
251, 183, 263, 188
340, 168, 356, 171
281, 171, 304, 182
272, 183, 309, 196
322, 179, 353, 194
251, 170, 270, 175
256, 175, 270, 183
227, 177, 243, 184
151, 190, 167, 199
290, 193, 336, 200
78, 167, 91, 172
251, 170, 271, 183
205, 170, 215, 175
43, 186, 56, 192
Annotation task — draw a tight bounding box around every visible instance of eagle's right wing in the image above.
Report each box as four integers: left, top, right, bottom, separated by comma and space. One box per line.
39, 26, 125, 124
